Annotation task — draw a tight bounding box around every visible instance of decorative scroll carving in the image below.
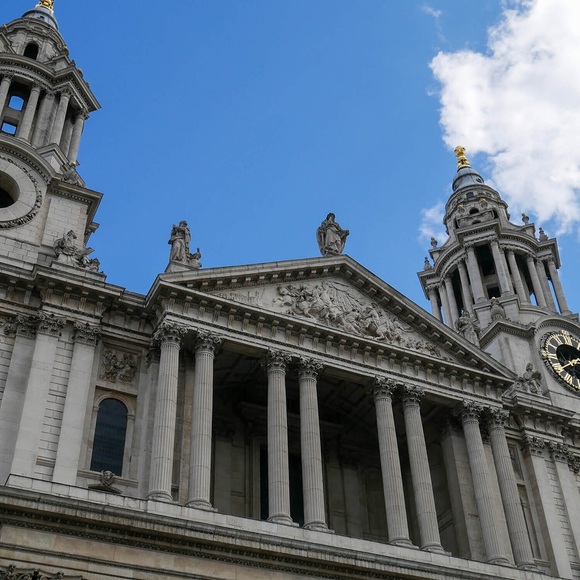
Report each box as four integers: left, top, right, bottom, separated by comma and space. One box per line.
298, 357, 324, 379
99, 349, 137, 383
73, 322, 100, 346
371, 376, 397, 401
456, 400, 484, 423
548, 441, 570, 463
272, 280, 442, 356
316, 213, 349, 256
265, 349, 292, 372
195, 330, 222, 353
4, 314, 38, 338
36, 312, 66, 336
53, 230, 100, 271
153, 321, 187, 346
520, 435, 545, 457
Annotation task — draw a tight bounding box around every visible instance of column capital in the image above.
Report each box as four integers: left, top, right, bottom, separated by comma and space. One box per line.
5, 313, 38, 338
146, 346, 161, 367
194, 330, 222, 353
456, 400, 484, 423
520, 435, 545, 457
58, 88, 72, 99
486, 407, 510, 430
265, 349, 292, 372
372, 376, 397, 401
36, 312, 66, 336
401, 385, 424, 406
1, 73, 14, 81
153, 321, 187, 346
72, 322, 101, 346
548, 441, 570, 464
298, 356, 323, 379
77, 108, 89, 121
567, 454, 580, 474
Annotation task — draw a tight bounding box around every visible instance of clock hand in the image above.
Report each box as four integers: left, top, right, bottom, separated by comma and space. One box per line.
561, 357, 580, 369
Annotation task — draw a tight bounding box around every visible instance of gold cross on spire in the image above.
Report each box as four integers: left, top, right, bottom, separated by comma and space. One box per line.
36, 0, 54, 10
454, 145, 470, 168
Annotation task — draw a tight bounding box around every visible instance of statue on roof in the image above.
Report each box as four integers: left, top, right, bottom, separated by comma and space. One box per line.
316, 213, 349, 256
454, 145, 470, 168
168, 220, 202, 269
455, 310, 480, 346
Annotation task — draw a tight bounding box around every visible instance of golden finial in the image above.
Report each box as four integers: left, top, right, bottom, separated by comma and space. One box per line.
36, 0, 54, 10
454, 145, 470, 169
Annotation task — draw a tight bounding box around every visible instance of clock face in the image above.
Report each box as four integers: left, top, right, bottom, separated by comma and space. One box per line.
541, 331, 580, 391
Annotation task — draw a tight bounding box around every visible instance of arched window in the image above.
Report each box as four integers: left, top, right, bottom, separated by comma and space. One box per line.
23, 43, 39, 60
90, 398, 128, 476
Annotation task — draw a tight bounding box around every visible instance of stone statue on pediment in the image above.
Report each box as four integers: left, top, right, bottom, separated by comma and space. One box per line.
455, 310, 480, 346
168, 221, 202, 269
53, 230, 100, 271
316, 213, 349, 256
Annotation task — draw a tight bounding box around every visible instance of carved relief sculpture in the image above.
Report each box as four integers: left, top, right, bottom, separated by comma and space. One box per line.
168, 220, 202, 269
100, 349, 137, 383
53, 230, 100, 271
316, 213, 349, 256
455, 310, 480, 346
514, 362, 543, 394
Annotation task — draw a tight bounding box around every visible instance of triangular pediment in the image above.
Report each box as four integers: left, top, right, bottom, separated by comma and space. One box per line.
154, 255, 513, 377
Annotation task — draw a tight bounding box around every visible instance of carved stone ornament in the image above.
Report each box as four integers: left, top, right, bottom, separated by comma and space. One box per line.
298, 357, 324, 379
548, 441, 570, 464
53, 230, 100, 272
520, 435, 545, 457
271, 280, 442, 357
100, 469, 116, 487
73, 322, 101, 346
168, 220, 202, 269
195, 330, 222, 353
456, 400, 484, 423
401, 385, 425, 406
153, 321, 187, 345
455, 311, 480, 346
486, 407, 509, 430
36, 312, 66, 336
99, 349, 137, 383
265, 349, 292, 372
4, 314, 38, 338
371, 376, 397, 401
0, 565, 75, 580
316, 212, 349, 256
513, 362, 543, 395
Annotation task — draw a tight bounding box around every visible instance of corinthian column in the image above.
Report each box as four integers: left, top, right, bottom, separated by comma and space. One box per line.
147, 321, 186, 501
11, 313, 66, 477
53, 323, 101, 485
506, 250, 529, 303
17, 85, 41, 142
486, 408, 536, 569
457, 259, 474, 313
465, 245, 486, 302
49, 89, 71, 145
0, 74, 13, 113
67, 109, 88, 163
402, 386, 444, 552
545, 258, 571, 314
266, 349, 293, 524
490, 240, 513, 296
187, 331, 222, 510
526, 255, 546, 308
427, 286, 442, 321
372, 377, 412, 546
459, 401, 509, 564
298, 357, 328, 530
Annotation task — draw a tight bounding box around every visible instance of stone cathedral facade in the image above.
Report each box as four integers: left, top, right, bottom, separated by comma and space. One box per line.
2, 4, 580, 580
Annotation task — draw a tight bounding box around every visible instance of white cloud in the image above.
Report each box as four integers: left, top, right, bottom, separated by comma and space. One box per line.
429, 0, 580, 233
421, 5, 445, 43
419, 200, 446, 244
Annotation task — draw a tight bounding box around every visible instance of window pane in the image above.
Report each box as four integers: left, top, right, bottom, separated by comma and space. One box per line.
90, 398, 128, 476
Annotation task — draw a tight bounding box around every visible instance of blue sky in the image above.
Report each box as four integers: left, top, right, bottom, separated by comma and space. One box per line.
7, 1, 580, 313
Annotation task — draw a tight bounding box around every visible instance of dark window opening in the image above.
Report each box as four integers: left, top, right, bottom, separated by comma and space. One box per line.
8, 95, 24, 111
469, 208, 479, 215
466, 192, 474, 199
23, 43, 39, 60
487, 286, 501, 299
260, 446, 304, 526
0, 186, 14, 208
90, 398, 128, 476
1, 122, 17, 135
475, 244, 496, 277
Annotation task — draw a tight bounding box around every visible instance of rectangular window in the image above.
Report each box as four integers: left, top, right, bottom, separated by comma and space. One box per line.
1, 122, 17, 135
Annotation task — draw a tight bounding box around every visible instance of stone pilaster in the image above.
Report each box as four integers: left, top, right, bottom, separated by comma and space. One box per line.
372, 377, 412, 546
187, 331, 222, 510
16, 85, 41, 142
53, 323, 101, 485
401, 386, 444, 552
266, 349, 293, 524
147, 321, 187, 501
11, 313, 66, 478
486, 408, 536, 569
298, 357, 328, 531
459, 401, 510, 565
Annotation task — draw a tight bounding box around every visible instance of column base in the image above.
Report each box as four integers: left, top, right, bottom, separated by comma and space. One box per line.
517, 563, 538, 571
187, 499, 216, 512
388, 538, 417, 549
267, 514, 295, 526
486, 556, 511, 566
421, 543, 447, 554
304, 522, 333, 533
147, 491, 174, 502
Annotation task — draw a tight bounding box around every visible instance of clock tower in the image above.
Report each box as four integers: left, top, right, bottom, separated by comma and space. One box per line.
418, 148, 580, 408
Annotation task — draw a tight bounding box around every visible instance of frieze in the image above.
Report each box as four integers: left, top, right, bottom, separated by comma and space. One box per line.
99, 349, 137, 383
213, 290, 264, 307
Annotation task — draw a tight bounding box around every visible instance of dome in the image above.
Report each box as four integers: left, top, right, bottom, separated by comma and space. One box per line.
452, 165, 485, 191
21, 6, 58, 30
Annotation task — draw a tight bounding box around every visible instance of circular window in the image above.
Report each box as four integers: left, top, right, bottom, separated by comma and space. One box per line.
0, 172, 19, 208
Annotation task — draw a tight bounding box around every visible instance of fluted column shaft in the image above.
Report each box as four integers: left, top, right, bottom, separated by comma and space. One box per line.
457, 260, 474, 313
11, 314, 66, 477
53, 324, 101, 485
148, 322, 185, 501
67, 110, 87, 163
49, 90, 71, 145
466, 246, 486, 302
188, 332, 221, 510
487, 409, 536, 569
546, 259, 570, 314
17, 85, 41, 142
373, 378, 411, 545
267, 350, 293, 524
402, 386, 444, 552
0, 75, 13, 113
491, 240, 513, 296
298, 358, 328, 530
526, 256, 546, 308
460, 402, 509, 564
427, 287, 442, 321
506, 250, 528, 303
444, 277, 460, 325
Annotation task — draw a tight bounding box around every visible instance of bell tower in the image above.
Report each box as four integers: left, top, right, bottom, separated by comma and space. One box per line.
0, 1, 102, 272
